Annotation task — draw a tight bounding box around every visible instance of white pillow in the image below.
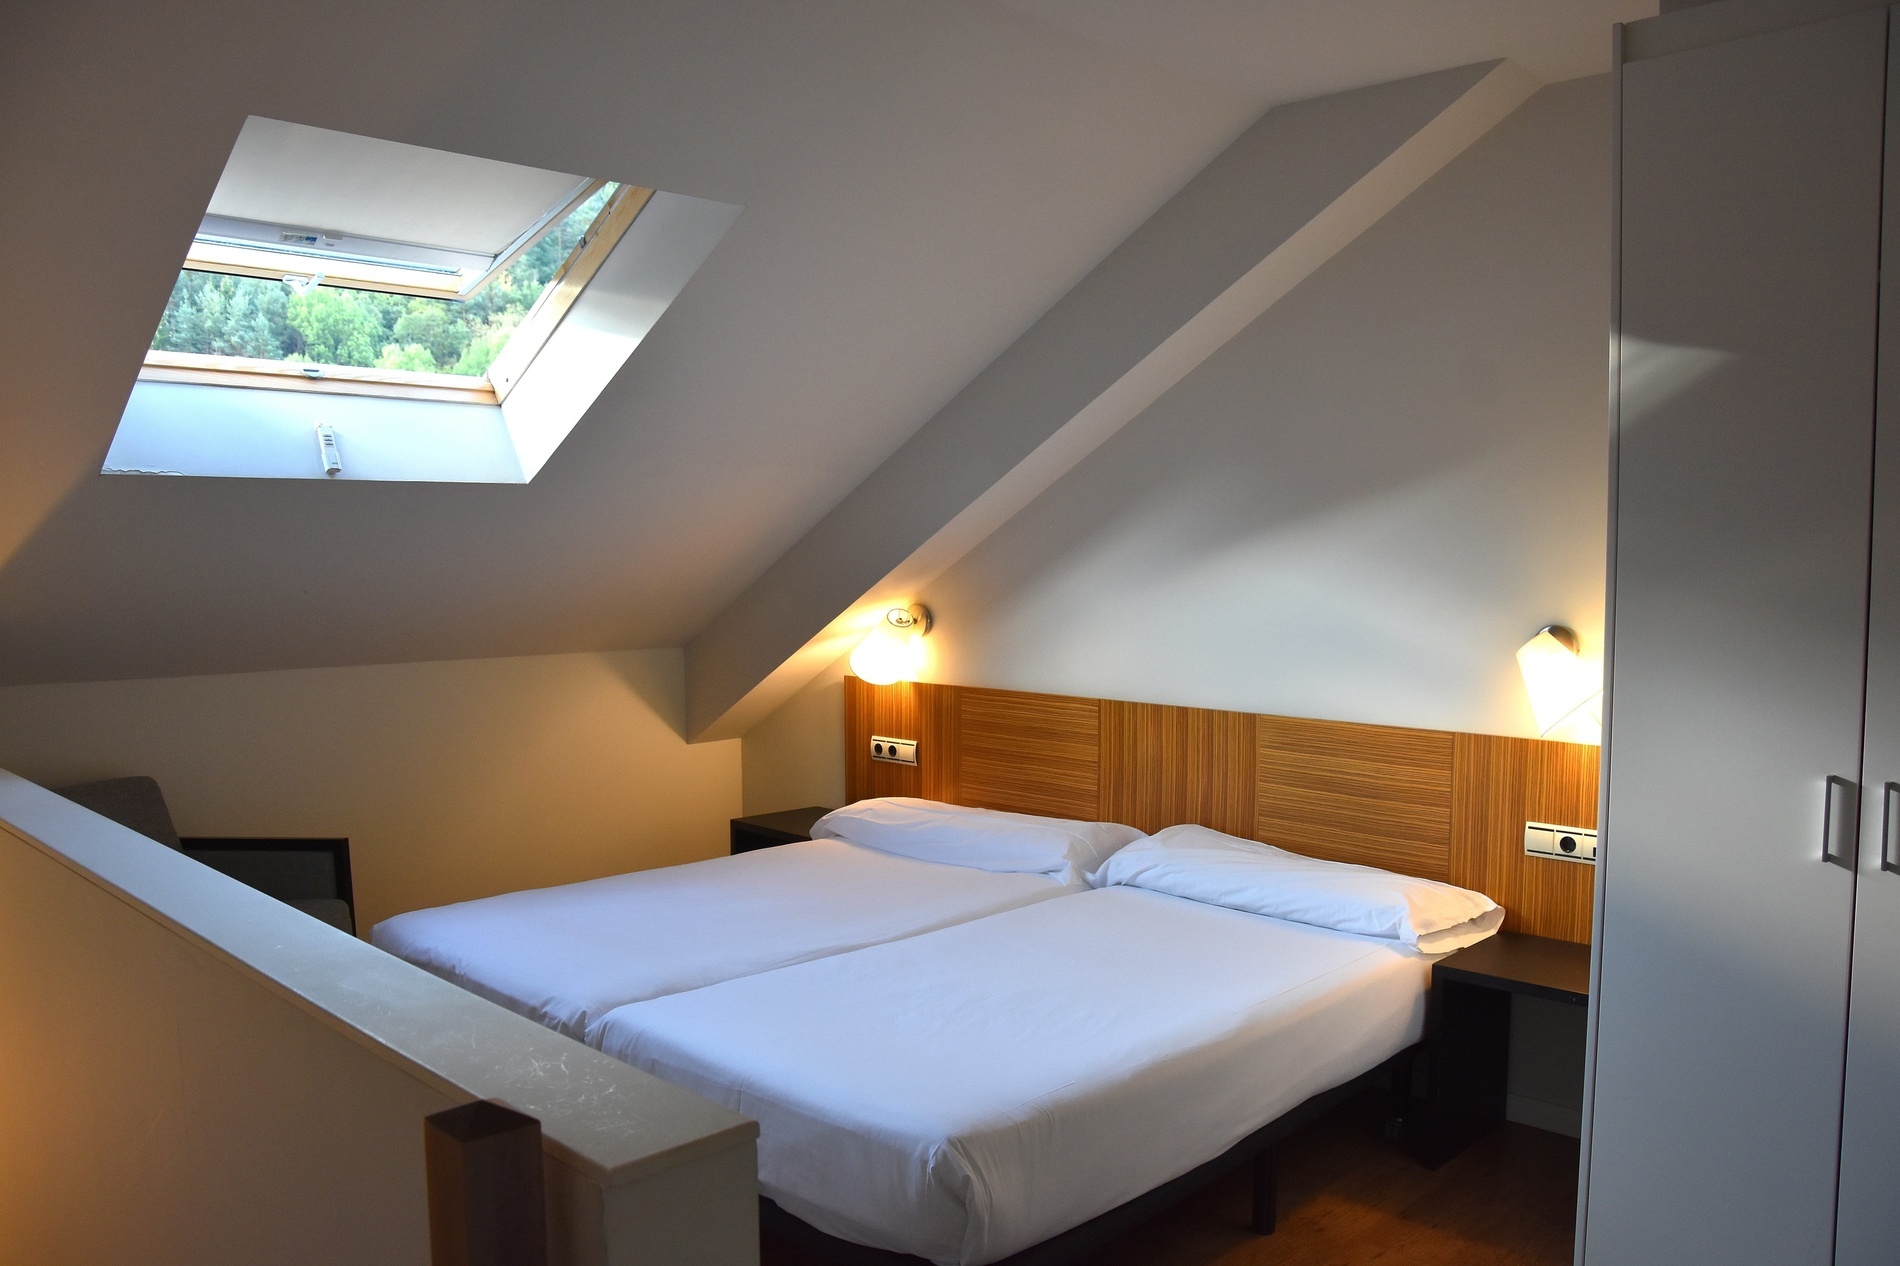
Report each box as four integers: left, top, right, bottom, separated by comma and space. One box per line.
812, 797, 1144, 887
1097, 823, 1503, 953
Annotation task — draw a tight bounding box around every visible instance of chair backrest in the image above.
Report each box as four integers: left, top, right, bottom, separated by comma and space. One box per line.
51, 776, 182, 851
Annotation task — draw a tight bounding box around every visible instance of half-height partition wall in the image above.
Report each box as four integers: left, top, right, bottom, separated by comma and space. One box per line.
0, 771, 756, 1266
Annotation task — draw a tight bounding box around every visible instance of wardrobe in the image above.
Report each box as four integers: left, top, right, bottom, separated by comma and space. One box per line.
1584, 1, 1900, 1262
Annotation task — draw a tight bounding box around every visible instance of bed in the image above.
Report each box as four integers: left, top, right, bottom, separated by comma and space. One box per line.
372, 798, 1141, 1043
592, 824, 1503, 1265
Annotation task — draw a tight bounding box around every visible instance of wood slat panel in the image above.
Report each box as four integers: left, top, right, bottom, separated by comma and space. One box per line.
1447, 732, 1523, 901
845, 675, 912, 802
1256, 716, 1454, 880
842, 676, 1597, 943
844, 677, 956, 803
1449, 733, 1598, 943
955, 688, 1101, 819
916, 681, 959, 804
1518, 740, 1598, 944
1101, 701, 1257, 836
844, 673, 868, 804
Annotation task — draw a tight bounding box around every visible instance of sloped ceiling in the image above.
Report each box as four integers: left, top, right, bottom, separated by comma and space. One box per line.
0, 0, 1651, 689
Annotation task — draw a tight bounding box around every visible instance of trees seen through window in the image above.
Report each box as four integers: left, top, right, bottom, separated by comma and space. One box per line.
150, 184, 615, 378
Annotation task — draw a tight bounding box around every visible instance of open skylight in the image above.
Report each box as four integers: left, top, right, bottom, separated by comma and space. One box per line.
107, 117, 739, 482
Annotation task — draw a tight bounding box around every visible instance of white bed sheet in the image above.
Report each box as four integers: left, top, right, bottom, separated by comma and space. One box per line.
593, 885, 1431, 1265
371, 839, 1081, 1044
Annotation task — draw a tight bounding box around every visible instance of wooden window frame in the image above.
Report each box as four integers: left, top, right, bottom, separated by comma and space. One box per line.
485, 184, 654, 401
178, 239, 479, 303
139, 350, 500, 405
137, 183, 655, 406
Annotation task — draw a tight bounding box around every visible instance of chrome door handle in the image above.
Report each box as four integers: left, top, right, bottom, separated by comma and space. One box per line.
1883, 782, 1900, 874
1825, 775, 1860, 869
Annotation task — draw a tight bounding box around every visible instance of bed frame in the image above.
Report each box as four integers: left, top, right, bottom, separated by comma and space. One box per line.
759, 1046, 1420, 1266
845, 677, 1598, 943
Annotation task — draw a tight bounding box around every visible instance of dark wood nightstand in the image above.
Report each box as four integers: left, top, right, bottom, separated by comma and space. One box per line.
1413, 931, 1591, 1167
730, 806, 832, 855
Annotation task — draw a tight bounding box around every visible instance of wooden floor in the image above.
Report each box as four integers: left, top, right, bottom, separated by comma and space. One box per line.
763, 1096, 1579, 1266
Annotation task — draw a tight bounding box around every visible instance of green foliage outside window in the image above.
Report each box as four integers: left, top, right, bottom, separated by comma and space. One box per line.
149, 184, 614, 377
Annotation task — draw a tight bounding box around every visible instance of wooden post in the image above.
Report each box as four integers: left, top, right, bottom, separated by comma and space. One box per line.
424, 1100, 547, 1266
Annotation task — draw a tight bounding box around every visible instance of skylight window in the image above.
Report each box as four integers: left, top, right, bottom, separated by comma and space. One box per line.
144, 147, 647, 405
108, 118, 739, 482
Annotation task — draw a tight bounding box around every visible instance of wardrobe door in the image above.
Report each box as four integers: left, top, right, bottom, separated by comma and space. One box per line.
1584, 10, 1883, 1265
1836, 14, 1900, 1262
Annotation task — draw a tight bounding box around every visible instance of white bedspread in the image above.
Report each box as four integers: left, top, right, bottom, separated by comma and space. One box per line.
372, 839, 1079, 1044
593, 885, 1430, 1265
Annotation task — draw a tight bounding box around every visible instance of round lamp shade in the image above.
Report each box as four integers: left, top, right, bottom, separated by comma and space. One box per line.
850, 612, 928, 685
1516, 625, 1603, 745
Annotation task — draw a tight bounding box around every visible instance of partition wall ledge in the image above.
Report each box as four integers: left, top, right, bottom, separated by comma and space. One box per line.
0, 768, 758, 1264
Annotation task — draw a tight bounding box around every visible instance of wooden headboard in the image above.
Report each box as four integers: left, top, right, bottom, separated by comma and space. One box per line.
844, 678, 1599, 943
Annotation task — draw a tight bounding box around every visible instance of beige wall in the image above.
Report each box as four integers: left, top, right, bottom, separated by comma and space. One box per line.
741, 652, 848, 817
0, 649, 742, 930
0, 772, 760, 1266
0, 819, 454, 1265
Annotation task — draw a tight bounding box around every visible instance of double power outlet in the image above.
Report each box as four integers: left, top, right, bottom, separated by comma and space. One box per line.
870, 735, 919, 766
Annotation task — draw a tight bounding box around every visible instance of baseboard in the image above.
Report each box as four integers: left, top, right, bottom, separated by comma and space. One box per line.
1506, 1093, 1581, 1138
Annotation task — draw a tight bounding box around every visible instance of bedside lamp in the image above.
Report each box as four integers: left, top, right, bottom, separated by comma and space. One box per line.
850, 605, 932, 686
1517, 624, 1602, 745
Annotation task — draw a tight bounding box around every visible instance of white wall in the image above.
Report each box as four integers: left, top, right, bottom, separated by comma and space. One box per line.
919, 76, 1609, 737
0, 649, 742, 930
741, 77, 1612, 811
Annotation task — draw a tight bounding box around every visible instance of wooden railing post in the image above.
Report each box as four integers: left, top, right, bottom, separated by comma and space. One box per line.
424, 1100, 547, 1266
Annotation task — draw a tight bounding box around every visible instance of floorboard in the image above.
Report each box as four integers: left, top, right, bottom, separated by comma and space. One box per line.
761, 1096, 1578, 1266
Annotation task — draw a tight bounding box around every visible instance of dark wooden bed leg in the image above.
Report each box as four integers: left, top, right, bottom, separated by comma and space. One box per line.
1387, 1044, 1419, 1139
1250, 1146, 1277, 1235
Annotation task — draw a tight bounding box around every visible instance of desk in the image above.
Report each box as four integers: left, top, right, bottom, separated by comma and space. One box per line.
1415, 931, 1590, 1167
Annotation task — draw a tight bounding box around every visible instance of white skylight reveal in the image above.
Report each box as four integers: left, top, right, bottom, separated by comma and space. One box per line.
191, 116, 610, 301
107, 117, 739, 483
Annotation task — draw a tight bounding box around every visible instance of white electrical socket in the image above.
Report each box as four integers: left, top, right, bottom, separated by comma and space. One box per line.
1525, 821, 1597, 864
870, 735, 918, 766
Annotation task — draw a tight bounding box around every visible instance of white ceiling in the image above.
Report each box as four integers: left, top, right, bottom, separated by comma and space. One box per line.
210, 117, 588, 255
0, 0, 1652, 690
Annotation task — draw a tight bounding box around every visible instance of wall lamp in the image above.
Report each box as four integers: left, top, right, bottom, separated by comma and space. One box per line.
850, 604, 932, 686
1517, 624, 1603, 746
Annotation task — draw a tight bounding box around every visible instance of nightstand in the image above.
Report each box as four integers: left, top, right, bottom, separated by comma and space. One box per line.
1413, 930, 1591, 1167
729, 806, 832, 854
